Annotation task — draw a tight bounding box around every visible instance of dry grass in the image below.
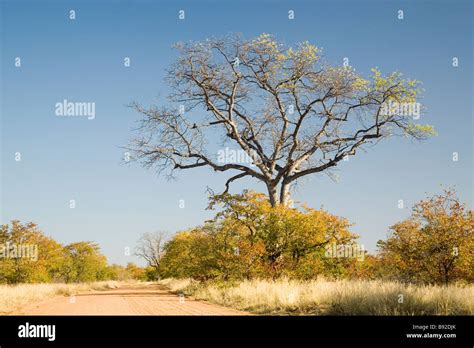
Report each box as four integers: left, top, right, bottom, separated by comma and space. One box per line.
0, 281, 119, 314
159, 278, 473, 315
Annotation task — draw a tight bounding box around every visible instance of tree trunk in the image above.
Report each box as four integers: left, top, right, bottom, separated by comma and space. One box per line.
443, 263, 450, 285
280, 181, 291, 207
266, 181, 293, 207
267, 183, 279, 207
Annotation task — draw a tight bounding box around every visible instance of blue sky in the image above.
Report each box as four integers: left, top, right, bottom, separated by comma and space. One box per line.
1, 0, 472, 266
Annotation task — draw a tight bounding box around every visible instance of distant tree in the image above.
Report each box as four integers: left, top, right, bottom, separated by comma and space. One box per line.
377, 189, 474, 284
0, 221, 126, 284
130, 33, 435, 207
143, 265, 160, 281
125, 262, 146, 280
135, 232, 166, 278
159, 228, 218, 280
0, 221, 64, 283
62, 242, 108, 283
104, 264, 128, 281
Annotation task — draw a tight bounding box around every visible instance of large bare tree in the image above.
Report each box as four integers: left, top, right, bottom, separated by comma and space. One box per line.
129, 34, 434, 207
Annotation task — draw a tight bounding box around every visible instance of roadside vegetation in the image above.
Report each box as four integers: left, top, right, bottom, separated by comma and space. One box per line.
0, 221, 149, 313
0, 281, 120, 314
159, 278, 473, 315
151, 189, 473, 315
2, 189, 471, 315
154, 189, 473, 286
0, 221, 149, 285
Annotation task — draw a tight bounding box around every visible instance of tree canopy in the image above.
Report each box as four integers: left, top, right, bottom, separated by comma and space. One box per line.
130, 33, 435, 206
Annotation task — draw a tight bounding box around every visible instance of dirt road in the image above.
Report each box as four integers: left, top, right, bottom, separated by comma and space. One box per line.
15, 283, 245, 315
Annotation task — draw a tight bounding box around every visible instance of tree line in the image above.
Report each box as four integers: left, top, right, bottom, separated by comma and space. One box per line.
141, 189, 473, 285
0, 221, 146, 284
3, 189, 471, 286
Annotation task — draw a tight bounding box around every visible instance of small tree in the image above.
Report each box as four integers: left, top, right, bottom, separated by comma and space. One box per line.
377, 189, 474, 285
159, 228, 218, 280
63, 242, 108, 283
130, 33, 434, 206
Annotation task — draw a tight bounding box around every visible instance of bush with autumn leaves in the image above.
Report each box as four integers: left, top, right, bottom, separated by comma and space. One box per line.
159, 189, 473, 285
159, 191, 358, 280
377, 189, 473, 285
